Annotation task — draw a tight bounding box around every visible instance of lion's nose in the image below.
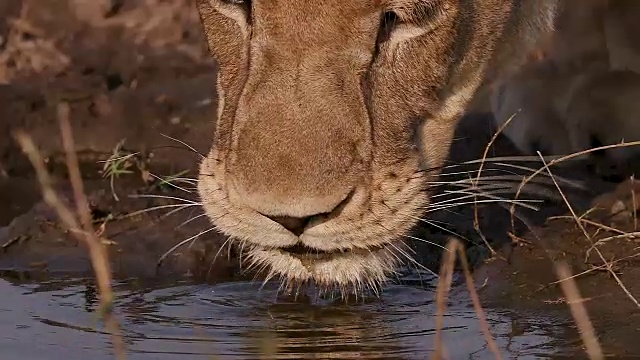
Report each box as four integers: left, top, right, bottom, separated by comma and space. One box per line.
264, 215, 312, 236
252, 190, 353, 236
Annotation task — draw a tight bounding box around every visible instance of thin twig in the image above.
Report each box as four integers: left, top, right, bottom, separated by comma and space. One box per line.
549, 252, 640, 286
555, 262, 604, 360
547, 216, 627, 235
14, 103, 127, 359
469, 113, 519, 257
432, 238, 502, 360
536, 152, 639, 308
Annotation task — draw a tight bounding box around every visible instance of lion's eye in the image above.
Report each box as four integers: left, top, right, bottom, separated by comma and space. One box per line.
219, 0, 252, 22
375, 4, 445, 50
377, 11, 400, 44
221, 0, 251, 12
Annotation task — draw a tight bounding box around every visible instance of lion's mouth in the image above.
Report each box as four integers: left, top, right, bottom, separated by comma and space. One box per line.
244, 242, 402, 289
276, 243, 386, 263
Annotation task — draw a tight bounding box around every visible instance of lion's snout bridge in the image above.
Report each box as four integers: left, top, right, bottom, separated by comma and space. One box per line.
226, 63, 369, 238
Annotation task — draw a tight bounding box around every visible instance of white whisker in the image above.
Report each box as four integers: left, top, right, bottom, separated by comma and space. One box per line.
159, 132, 204, 158
148, 172, 193, 194
431, 188, 520, 202
157, 226, 219, 266
175, 212, 208, 229
425, 198, 541, 212
388, 242, 438, 277
408, 215, 469, 241
129, 193, 201, 205
430, 191, 537, 210
437, 168, 508, 178
402, 234, 450, 251
118, 203, 197, 219
162, 204, 199, 219
461, 155, 566, 164
486, 162, 585, 189
168, 177, 199, 184
207, 236, 233, 278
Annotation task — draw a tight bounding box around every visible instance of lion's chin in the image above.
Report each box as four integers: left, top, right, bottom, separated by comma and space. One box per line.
245, 243, 403, 292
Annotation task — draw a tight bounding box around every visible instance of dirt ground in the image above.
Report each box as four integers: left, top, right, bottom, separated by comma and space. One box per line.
1, 1, 639, 357
0, 0, 234, 281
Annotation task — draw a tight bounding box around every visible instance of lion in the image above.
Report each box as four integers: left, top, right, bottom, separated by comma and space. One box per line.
490, 59, 576, 156
193, 0, 560, 293
605, 0, 640, 74
564, 69, 640, 177
491, 0, 640, 170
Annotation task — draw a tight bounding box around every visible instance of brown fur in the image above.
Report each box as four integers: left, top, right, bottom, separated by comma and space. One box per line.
492, 0, 640, 166
565, 70, 640, 166
194, 0, 558, 291
605, 0, 640, 73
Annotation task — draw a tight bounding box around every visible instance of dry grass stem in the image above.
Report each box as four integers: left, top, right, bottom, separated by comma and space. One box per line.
467, 113, 519, 258
474, 111, 518, 187
549, 251, 640, 286
632, 190, 638, 231
432, 238, 502, 360
510, 141, 640, 223
13, 102, 127, 359
535, 152, 639, 308
547, 216, 627, 235
554, 262, 604, 360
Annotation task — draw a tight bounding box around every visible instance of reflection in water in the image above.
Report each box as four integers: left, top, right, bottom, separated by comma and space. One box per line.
0, 274, 565, 359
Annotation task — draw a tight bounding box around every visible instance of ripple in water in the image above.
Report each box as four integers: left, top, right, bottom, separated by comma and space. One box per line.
0, 275, 565, 359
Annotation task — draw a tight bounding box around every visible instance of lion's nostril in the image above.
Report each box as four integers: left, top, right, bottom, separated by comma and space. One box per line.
265, 215, 312, 236
257, 190, 355, 236
260, 190, 356, 236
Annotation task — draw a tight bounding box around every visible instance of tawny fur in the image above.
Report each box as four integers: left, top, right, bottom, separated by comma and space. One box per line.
565, 70, 640, 164
194, 0, 561, 291
491, 0, 640, 166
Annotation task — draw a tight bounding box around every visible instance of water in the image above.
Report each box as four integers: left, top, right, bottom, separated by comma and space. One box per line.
0, 274, 572, 359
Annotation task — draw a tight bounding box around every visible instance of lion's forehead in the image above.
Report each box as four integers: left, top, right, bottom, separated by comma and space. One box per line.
254, 0, 455, 23
250, 2, 380, 50
255, 0, 377, 18
248, 0, 462, 53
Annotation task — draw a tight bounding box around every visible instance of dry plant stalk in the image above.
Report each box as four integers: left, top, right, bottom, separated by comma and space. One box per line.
550, 251, 640, 286
511, 141, 640, 227
0, 3, 70, 83
548, 216, 626, 235
554, 262, 604, 360
469, 112, 519, 257
13, 103, 127, 359
496, 153, 612, 360
432, 238, 502, 360
535, 152, 640, 308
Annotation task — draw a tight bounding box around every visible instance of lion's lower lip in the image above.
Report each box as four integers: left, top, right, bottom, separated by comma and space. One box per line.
275, 243, 385, 263
245, 243, 403, 288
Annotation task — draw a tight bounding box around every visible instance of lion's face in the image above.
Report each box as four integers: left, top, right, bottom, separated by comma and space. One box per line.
195, 0, 557, 292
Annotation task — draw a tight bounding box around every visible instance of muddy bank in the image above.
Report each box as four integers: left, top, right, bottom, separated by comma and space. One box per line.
1, 0, 217, 177
471, 179, 640, 357
0, 164, 238, 283
0, 0, 233, 282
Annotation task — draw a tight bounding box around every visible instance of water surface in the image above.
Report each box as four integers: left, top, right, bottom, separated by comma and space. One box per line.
0, 273, 576, 359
